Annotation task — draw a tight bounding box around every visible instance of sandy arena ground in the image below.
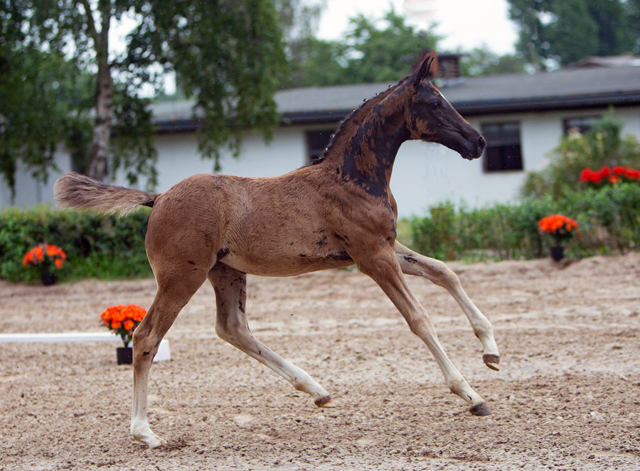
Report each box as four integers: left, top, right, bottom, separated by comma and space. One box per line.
1, 253, 640, 470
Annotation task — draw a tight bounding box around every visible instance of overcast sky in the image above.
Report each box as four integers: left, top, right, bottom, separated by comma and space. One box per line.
316, 0, 519, 55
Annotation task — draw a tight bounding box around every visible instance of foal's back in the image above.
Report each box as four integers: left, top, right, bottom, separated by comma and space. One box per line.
145, 168, 358, 278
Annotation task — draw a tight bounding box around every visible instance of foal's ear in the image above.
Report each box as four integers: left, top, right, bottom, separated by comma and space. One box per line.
411, 49, 438, 85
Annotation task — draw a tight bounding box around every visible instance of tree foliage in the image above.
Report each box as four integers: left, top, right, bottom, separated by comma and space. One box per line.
507, 0, 639, 68
458, 48, 527, 76
1, 0, 287, 193
0, 1, 90, 195
286, 8, 439, 88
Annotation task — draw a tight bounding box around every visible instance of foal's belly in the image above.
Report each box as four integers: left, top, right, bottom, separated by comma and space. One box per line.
219, 251, 354, 277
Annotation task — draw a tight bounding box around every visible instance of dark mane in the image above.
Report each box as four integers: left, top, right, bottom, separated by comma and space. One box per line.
311, 76, 409, 165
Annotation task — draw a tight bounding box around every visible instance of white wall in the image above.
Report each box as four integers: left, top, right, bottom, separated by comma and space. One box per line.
0, 148, 72, 210
3, 106, 640, 219
121, 126, 308, 191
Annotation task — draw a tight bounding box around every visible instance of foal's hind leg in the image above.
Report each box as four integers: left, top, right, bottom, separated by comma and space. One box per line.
209, 263, 332, 406
357, 247, 490, 416
131, 269, 208, 448
395, 242, 500, 371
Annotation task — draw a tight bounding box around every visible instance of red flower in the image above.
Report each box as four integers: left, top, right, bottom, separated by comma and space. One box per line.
580, 168, 594, 183
625, 168, 640, 180
580, 165, 640, 185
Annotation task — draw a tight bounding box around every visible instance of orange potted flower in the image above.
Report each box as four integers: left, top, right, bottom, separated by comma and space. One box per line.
538, 214, 579, 261
22, 243, 67, 285
100, 304, 147, 364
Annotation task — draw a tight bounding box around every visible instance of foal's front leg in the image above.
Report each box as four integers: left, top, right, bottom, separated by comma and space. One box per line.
394, 242, 500, 371
357, 247, 491, 416
209, 263, 333, 407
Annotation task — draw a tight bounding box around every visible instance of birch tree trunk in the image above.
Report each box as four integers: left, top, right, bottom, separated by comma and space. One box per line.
82, 0, 112, 182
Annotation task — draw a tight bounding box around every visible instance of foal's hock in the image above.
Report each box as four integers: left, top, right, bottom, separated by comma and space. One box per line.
54, 54, 500, 449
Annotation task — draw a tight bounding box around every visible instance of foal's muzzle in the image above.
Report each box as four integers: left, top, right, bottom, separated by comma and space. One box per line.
460, 135, 486, 161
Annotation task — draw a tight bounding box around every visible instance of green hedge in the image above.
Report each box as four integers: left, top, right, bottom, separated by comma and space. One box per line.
0, 205, 152, 282
410, 183, 640, 261
4, 182, 640, 282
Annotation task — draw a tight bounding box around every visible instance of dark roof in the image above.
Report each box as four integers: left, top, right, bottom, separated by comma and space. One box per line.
567, 55, 640, 69
153, 66, 640, 132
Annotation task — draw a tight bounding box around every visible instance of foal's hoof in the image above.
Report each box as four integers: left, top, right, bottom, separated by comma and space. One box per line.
483, 353, 500, 371
314, 395, 334, 408
469, 402, 492, 417
148, 437, 168, 450
132, 426, 167, 449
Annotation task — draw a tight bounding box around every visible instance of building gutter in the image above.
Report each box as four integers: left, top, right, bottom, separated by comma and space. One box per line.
453, 91, 640, 116
278, 91, 640, 124
155, 91, 640, 133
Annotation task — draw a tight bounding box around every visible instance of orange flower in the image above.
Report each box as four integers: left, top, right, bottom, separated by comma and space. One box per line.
609, 176, 619, 184
100, 304, 147, 346
538, 214, 579, 241
33, 246, 44, 261
22, 243, 66, 269
132, 306, 147, 322
22, 252, 33, 266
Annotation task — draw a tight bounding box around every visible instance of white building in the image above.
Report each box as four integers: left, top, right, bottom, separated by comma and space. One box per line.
3, 61, 640, 218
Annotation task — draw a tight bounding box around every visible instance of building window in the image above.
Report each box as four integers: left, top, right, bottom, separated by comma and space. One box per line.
305, 129, 335, 164
563, 116, 599, 135
481, 122, 523, 172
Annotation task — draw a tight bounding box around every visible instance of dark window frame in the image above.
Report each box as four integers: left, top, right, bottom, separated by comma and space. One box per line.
481, 122, 523, 173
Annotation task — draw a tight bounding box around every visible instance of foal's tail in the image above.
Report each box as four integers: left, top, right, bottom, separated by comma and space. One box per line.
54, 172, 159, 217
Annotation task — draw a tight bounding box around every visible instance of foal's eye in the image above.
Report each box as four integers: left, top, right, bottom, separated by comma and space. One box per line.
428, 101, 441, 111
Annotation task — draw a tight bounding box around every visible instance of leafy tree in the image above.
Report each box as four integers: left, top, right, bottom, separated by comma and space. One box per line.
584, 0, 636, 57
458, 48, 527, 76
1, 0, 287, 191
0, 1, 91, 195
520, 110, 640, 199
277, 0, 324, 44
287, 8, 439, 88
507, 0, 639, 67
546, 0, 599, 65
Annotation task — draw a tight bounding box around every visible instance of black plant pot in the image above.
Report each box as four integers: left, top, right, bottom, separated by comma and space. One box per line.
550, 246, 565, 261
117, 346, 133, 365
40, 272, 57, 286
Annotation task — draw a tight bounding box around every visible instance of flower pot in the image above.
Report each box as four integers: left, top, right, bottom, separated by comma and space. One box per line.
550, 246, 564, 261
40, 272, 57, 286
116, 346, 133, 365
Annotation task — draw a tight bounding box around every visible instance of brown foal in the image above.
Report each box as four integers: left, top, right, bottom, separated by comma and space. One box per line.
54, 55, 500, 449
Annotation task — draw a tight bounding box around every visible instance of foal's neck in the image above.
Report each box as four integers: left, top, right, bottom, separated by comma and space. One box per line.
325, 84, 410, 199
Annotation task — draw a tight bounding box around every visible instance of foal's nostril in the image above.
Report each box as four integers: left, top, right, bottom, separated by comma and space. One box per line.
478, 136, 486, 151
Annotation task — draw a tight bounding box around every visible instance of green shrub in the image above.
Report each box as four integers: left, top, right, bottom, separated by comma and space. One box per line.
410, 183, 640, 261
520, 110, 640, 199
0, 205, 152, 282
410, 202, 457, 260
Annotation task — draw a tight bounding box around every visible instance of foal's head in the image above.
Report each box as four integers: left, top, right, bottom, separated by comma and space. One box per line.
403, 56, 486, 160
